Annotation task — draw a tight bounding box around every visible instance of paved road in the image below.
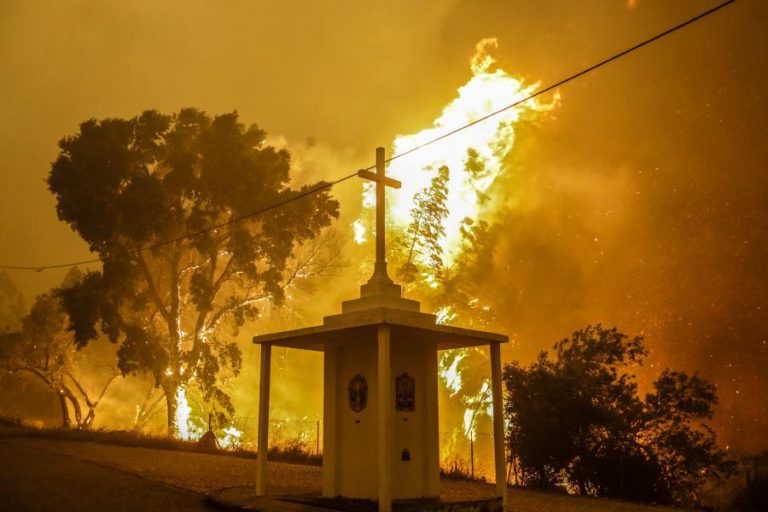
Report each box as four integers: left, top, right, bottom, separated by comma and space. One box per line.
0, 440, 220, 512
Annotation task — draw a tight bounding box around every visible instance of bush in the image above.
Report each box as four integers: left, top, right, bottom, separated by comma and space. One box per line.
504, 325, 733, 506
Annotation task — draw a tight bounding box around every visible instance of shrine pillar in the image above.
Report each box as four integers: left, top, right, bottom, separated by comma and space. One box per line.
256, 343, 271, 496
323, 346, 338, 497
490, 342, 507, 509
377, 326, 392, 512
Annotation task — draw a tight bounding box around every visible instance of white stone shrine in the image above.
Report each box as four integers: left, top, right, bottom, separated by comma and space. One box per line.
253, 148, 508, 512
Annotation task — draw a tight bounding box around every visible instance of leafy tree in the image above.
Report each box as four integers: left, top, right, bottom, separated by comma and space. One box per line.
0, 272, 117, 429
503, 325, 732, 506
48, 109, 339, 435
398, 165, 449, 283
643, 369, 732, 504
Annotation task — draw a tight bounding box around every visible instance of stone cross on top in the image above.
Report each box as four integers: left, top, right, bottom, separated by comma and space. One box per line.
358, 146, 401, 280
346, 147, 419, 312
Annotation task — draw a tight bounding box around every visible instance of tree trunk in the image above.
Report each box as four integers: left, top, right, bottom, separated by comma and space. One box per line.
65, 370, 117, 431
61, 385, 83, 428
57, 391, 71, 428
165, 246, 182, 438
163, 382, 179, 438
82, 406, 96, 429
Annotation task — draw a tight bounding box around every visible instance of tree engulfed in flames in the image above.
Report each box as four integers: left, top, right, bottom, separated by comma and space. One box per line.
174, 386, 198, 440
173, 386, 244, 448
355, 38, 558, 451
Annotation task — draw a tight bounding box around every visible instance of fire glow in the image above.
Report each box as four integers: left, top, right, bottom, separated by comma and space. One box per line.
356, 37, 557, 269
173, 386, 244, 448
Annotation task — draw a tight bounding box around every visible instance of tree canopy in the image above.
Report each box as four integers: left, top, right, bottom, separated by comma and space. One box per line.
503, 325, 732, 506
47, 109, 339, 435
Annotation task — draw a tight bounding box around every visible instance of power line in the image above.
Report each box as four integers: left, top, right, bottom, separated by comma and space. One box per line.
0, 0, 736, 272
0, 259, 104, 272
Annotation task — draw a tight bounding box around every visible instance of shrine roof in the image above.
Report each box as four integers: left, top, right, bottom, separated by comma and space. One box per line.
252, 306, 508, 351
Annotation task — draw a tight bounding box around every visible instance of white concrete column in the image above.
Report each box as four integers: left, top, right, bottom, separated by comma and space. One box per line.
490, 342, 507, 509
377, 326, 392, 512
424, 344, 440, 496
322, 345, 338, 497
256, 343, 272, 496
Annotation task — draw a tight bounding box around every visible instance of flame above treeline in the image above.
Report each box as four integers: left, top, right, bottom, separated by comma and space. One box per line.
355, 38, 557, 266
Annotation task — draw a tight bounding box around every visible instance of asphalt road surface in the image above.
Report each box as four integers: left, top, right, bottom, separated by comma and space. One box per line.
0, 440, 220, 512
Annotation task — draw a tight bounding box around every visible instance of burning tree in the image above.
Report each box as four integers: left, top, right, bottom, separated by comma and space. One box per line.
0, 269, 117, 429
397, 165, 449, 284
48, 109, 339, 436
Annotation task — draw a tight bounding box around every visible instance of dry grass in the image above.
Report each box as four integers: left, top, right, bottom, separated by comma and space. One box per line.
0, 419, 321, 465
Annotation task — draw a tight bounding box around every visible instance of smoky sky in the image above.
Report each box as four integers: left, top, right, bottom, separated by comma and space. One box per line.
1, 0, 766, 452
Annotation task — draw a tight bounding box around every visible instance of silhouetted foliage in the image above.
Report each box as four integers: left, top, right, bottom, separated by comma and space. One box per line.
47, 109, 339, 435
503, 325, 732, 506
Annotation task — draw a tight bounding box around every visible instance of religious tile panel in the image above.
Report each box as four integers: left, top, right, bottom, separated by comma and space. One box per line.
348, 374, 368, 413
395, 372, 415, 412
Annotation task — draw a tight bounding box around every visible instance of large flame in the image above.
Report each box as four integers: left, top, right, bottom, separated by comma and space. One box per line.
174, 386, 202, 441
463, 380, 492, 438
356, 38, 557, 269
439, 349, 469, 397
